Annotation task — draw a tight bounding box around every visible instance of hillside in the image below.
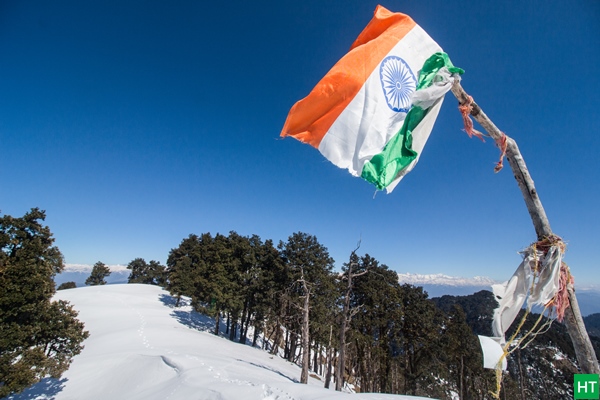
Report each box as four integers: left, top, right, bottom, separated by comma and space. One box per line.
432, 291, 595, 399
4, 284, 434, 400
584, 313, 600, 338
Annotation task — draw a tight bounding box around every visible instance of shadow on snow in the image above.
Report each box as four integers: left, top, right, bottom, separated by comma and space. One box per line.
3, 377, 67, 400
158, 293, 215, 333
237, 360, 300, 383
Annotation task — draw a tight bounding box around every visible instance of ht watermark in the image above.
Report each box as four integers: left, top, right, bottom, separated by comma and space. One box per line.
574, 374, 599, 399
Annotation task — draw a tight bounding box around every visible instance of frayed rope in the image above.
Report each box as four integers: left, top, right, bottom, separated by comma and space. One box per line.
458, 95, 485, 141
491, 235, 572, 398
551, 263, 573, 322
533, 235, 572, 322
458, 96, 509, 173
494, 133, 508, 173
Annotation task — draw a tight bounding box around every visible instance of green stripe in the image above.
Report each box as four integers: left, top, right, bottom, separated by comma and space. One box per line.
416, 52, 464, 90
360, 52, 463, 190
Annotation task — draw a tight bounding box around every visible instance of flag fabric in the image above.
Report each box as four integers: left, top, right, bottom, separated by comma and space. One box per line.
479, 244, 563, 370
478, 336, 507, 370
280, 5, 463, 192
491, 245, 563, 343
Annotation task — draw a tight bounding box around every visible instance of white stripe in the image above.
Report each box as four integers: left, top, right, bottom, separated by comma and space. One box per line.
317, 25, 442, 177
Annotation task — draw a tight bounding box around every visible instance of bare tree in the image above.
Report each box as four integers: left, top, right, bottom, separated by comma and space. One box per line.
336, 245, 370, 391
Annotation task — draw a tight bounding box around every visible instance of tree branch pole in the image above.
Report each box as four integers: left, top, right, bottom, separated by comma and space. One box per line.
450, 81, 599, 374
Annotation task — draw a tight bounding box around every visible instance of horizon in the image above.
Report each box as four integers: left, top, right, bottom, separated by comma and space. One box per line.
59, 263, 600, 293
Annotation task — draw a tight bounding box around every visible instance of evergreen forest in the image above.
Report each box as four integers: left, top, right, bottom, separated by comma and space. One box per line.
3, 208, 597, 399
132, 230, 595, 399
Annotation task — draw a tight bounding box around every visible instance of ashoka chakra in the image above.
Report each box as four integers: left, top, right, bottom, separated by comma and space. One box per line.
379, 56, 416, 113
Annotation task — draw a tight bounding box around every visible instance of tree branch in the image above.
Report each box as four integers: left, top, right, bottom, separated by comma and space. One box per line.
450, 80, 599, 375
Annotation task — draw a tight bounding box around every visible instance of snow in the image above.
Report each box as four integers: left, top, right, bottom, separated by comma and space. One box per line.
4, 284, 436, 400
63, 263, 130, 273
397, 273, 497, 287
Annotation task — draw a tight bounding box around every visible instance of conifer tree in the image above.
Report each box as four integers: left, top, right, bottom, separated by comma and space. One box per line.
279, 232, 335, 384
166, 234, 200, 306
166, 233, 230, 334
0, 208, 89, 396
85, 261, 111, 285
397, 284, 443, 395
349, 261, 403, 393
127, 258, 166, 285
441, 304, 487, 399
250, 239, 286, 347
57, 281, 77, 290
335, 251, 372, 391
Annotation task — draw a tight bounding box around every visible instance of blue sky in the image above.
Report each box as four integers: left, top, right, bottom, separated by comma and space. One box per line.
1, 1, 599, 286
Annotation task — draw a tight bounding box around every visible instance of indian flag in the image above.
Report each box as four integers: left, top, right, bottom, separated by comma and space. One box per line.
280, 5, 463, 192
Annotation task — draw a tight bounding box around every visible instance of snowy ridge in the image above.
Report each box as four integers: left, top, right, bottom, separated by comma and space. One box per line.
397, 273, 497, 287
64, 263, 130, 273
5, 284, 435, 400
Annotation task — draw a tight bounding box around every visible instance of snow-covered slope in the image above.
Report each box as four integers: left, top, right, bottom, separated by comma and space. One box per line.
5, 284, 435, 400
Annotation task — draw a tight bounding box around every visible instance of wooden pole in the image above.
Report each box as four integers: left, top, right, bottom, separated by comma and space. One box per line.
450, 81, 599, 374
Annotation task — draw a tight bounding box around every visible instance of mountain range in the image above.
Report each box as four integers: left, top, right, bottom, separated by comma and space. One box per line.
397, 272, 600, 316
54, 266, 600, 316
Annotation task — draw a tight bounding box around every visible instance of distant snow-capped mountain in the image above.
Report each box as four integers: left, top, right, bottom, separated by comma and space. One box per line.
54, 264, 130, 287
397, 273, 497, 287
397, 273, 498, 298
397, 272, 600, 316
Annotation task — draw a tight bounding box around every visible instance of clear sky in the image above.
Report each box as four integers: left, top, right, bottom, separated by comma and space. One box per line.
1, 1, 599, 286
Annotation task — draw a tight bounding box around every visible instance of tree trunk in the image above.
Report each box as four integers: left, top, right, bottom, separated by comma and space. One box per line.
287, 331, 297, 362
325, 326, 333, 389
451, 81, 600, 375
240, 307, 252, 344
239, 302, 248, 344
460, 354, 464, 400
300, 290, 310, 384
336, 263, 353, 391
284, 329, 290, 360
252, 320, 261, 347
336, 292, 349, 391
313, 342, 319, 374
229, 312, 237, 341
270, 323, 281, 354
517, 348, 525, 400
214, 310, 220, 336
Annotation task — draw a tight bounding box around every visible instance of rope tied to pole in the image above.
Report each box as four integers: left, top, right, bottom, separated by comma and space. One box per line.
553, 263, 574, 322
457, 95, 508, 173
490, 235, 572, 398
458, 95, 484, 141
452, 81, 599, 375
493, 133, 508, 173
534, 235, 573, 322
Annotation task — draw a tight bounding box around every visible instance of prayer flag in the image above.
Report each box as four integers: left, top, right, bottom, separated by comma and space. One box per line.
280, 5, 463, 192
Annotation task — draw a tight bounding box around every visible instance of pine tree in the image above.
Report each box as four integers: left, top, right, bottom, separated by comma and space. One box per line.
127, 258, 166, 285
397, 284, 443, 396
349, 260, 403, 393
279, 232, 335, 384
441, 304, 489, 399
166, 234, 200, 306
57, 281, 77, 290
166, 233, 230, 334
85, 261, 111, 286
250, 239, 286, 347
335, 251, 372, 391
0, 208, 89, 396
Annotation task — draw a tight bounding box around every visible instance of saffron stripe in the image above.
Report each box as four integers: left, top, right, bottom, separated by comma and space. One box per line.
280, 6, 416, 148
